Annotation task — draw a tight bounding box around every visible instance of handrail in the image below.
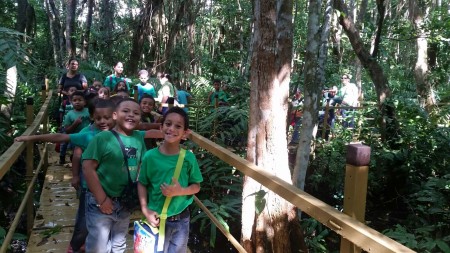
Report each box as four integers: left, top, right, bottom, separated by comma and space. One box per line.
0, 90, 53, 180
193, 196, 247, 253
189, 132, 415, 253
0, 144, 48, 253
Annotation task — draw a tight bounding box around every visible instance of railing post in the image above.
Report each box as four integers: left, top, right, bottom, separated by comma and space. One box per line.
25, 97, 34, 236
340, 143, 370, 253
41, 85, 48, 169
133, 85, 138, 102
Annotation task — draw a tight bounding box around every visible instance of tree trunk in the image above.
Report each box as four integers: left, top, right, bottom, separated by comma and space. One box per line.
163, 0, 187, 71
410, 0, 436, 112
242, 0, 306, 252
355, 0, 368, 100
45, 0, 63, 68
16, 0, 28, 33
81, 0, 94, 60
334, 0, 398, 143
66, 0, 77, 57
128, 0, 163, 75
100, 0, 115, 65
293, 0, 323, 193
186, 0, 199, 75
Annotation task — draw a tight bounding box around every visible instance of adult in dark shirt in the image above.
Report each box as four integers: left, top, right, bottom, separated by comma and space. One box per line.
58, 58, 88, 96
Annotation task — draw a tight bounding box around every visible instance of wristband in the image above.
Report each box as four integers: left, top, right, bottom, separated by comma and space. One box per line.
96, 196, 108, 207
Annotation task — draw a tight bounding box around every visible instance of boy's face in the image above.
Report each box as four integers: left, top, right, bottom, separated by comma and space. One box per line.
140, 98, 155, 113
162, 112, 187, 144
67, 87, 77, 96
93, 108, 115, 131
213, 82, 220, 91
113, 101, 141, 134
71, 95, 86, 110
139, 74, 149, 83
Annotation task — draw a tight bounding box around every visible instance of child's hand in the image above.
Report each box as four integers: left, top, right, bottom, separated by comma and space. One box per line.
14, 136, 28, 142
160, 178, 183, 197
71, 175, 80, 190
98, 197, 113, 215
143, 207, 160, 227
74, 117, 82, 125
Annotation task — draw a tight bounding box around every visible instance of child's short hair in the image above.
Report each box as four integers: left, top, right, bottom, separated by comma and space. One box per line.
71, 91, 85, 99
162, 107, 189, 130
115, 97, 139, 111
138, 69, 148, 77
88, 98, 115, 116
139, 94, 155, 104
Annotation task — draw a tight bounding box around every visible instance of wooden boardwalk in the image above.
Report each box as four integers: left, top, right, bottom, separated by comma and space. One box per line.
26, 146, 137, 253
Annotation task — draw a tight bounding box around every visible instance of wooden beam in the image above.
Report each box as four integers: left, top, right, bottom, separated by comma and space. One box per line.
189, 132, 415, 253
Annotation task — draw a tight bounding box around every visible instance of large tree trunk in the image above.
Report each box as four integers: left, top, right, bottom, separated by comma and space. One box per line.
100, 0, 115, 65
292, 0, 323, 193
45, 0, 64, 68
354, 0, 368, 100
66, 0, 77, 57
81, 0, 94, 60
162, 0, 187, 71
186, 0, 198, 75
410, 0, 436, 112
242, 0, 306, 252
334, 0, 398, 143
293, 0, 333, 194
128, 0, 163, 75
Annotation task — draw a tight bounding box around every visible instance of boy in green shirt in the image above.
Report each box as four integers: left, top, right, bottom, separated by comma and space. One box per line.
138, 107, 203, 253
82, 98, 146, 253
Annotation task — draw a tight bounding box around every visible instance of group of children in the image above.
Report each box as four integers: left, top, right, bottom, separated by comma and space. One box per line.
16, 63, 203, 253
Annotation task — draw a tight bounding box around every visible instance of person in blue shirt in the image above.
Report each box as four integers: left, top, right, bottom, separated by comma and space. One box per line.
176, 83, 192, 113
136, 69, 157, 101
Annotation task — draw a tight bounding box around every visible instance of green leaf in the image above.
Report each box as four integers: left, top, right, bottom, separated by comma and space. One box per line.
436, 240, 450, 253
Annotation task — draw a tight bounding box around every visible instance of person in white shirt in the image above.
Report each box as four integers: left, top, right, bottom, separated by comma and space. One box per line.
336, 74, 358, 128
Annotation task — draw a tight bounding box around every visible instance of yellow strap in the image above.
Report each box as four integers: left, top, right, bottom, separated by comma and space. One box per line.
157, 148, 186, 251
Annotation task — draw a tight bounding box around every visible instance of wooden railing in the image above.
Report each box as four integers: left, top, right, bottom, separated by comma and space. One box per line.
0, 87, 52, 253
188, 132, 415, 253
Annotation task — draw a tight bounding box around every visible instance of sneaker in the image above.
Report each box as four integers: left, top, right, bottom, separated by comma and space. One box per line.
59, 157, 65, 165
67, 245, 74, 253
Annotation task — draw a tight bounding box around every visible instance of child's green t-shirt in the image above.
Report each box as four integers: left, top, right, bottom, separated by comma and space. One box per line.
138, 147, 203, 216
82, 130, 146, 197
63, 108, 91, 133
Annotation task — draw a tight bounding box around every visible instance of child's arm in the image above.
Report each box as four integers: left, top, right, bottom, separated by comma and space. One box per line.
64, 117, 82, 133
71, 146, 82, 190
15, 133, 70, 143
83, 159, 114, 214
138, 182, 160, 227
160, 179, 200, 197
144, 129, 164, 139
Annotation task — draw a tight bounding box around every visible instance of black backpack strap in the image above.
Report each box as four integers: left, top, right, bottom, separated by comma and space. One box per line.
110, 130, 132, 184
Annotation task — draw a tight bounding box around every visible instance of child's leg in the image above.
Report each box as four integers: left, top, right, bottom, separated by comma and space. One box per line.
69, 189, 88, 252
84, 192, 114, 253
164, 210, 190, 253
109, 204, 131, 253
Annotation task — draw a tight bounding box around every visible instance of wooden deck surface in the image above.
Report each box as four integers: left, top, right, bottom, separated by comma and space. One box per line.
26, 146, 139, 253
